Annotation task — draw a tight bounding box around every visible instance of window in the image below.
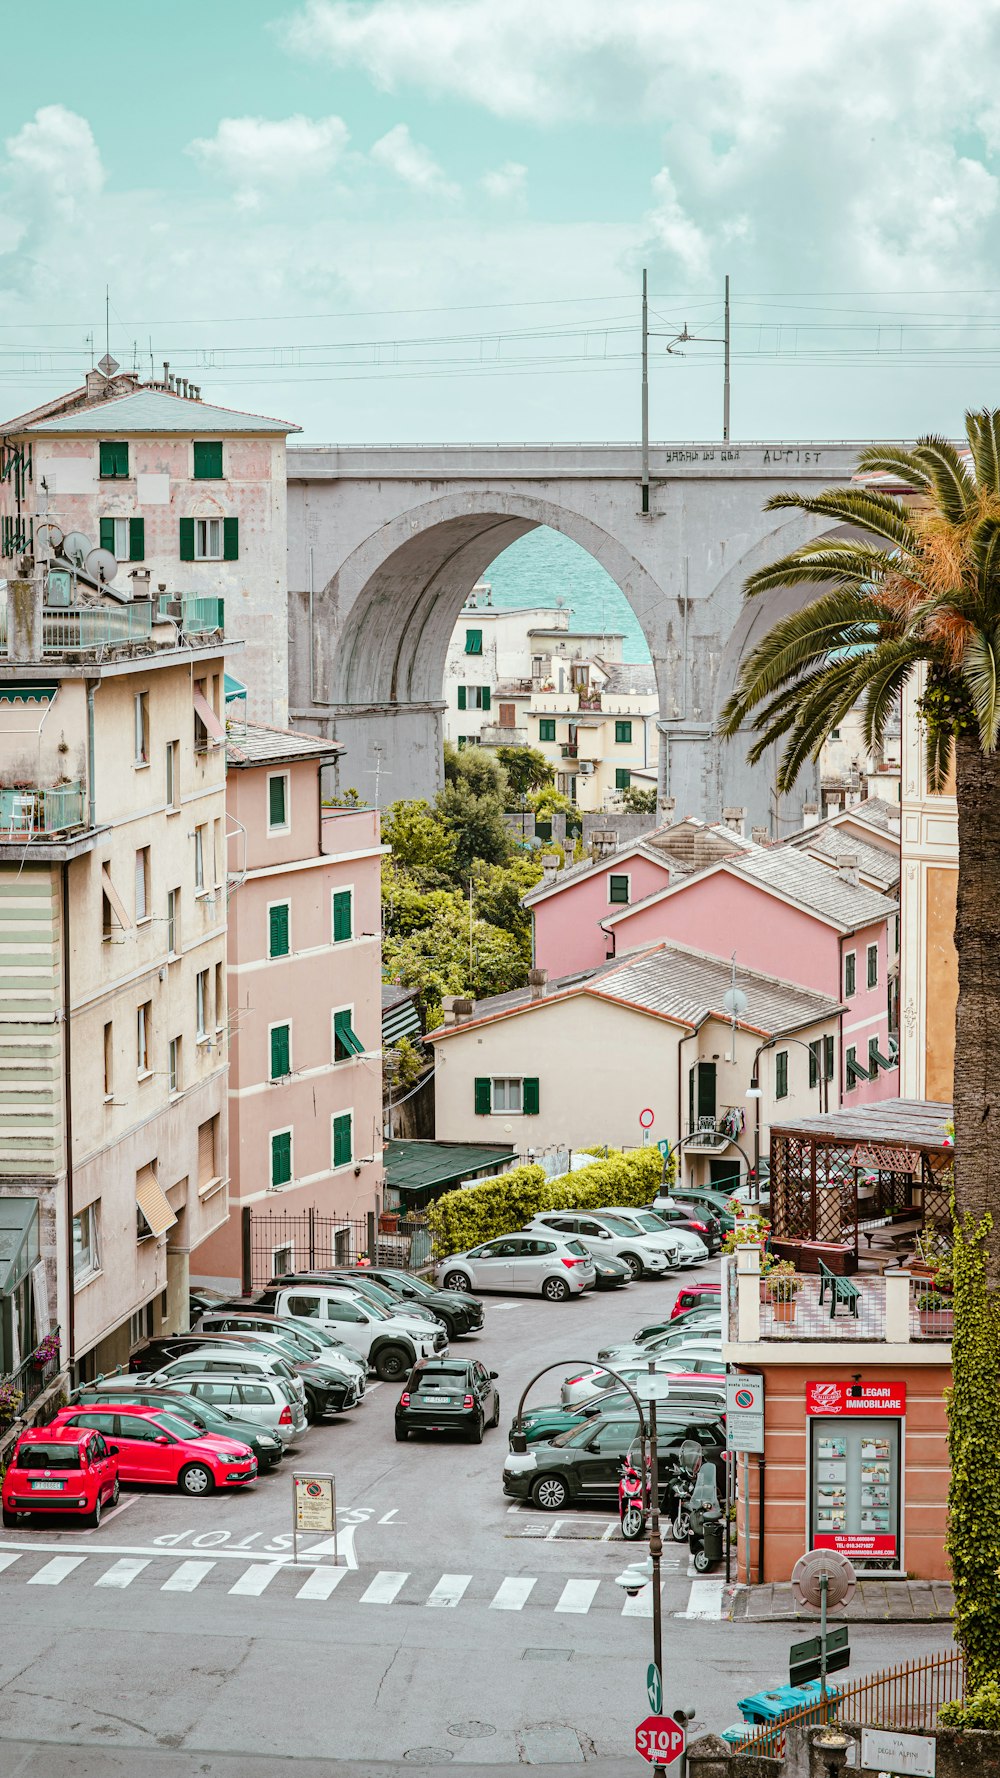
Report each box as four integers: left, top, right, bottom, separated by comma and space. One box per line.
198, 1116, 219, 1190
270, 1129, 293, 1190
137, 1001, 151, 1076
845, 1044, 859, 1090
538, 719, 556, 743
101, 865, 130, 940
844, 950, 857, 996
134, 847, 150, 922
166, 888, 179, 957
332, 1111, 353, 1169
73, 1206, 99, 1282
103, 1022, 113, 1100
608, 874, 630, 905
615, 768, 631, 790
333, 1007, 365, 1061
867, 943, 878, 988
498, 703, 516, 728
332, 888, 353, 943
615, 720, 632, 744
830, 727, 841, 740
775, 1050, 788, 1098
99, 516, 143, 561
194, 825, 206, 891
268, 773, 289, 832
193, 440, 223, 480
129, 1304, 153, 1348
476, 1076, 539, 1115
215, 962, 225, 1033
270, 1023, 291, 1080
166, 740, 180, 811
824, 1034, 835, 1081
134, 692, 149, 766
196, 970, 210, 1039
268, 902, 290, 958
809, 1040, 820, 1088
195, 517, 222, 560
168, 1036, 181, 1095
492, 1076, 523, 1113
456, 686, 491, 711
99, 440, 128, 479
464, 628, 483, 655
213, 819, 223, 888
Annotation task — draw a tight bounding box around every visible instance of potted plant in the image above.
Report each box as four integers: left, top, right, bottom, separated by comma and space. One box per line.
916, 1289, 954, 1335
0, 1380, 24, 1426
30, 1332, 61, 1371
722, 1211, 773, 1295
763, 1259, 801, 1323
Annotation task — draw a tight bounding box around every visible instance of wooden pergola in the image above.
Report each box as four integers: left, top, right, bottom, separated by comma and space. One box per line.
769, 1098, 953, 1270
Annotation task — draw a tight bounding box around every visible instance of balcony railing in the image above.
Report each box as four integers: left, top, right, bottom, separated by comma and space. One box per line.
560, 742, 578, 759
726, 1261, 953, 1346
0, 783, 86, 836
41, 603, 153, 653
158, 594, 225, 634
0, 1327, 62, 1434
685, 1112, 742, 1150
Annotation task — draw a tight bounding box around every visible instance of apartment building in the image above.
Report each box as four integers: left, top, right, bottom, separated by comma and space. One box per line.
898, 667, 957, 1103
193, 725, 387, 1291
0, 560, 230, 1379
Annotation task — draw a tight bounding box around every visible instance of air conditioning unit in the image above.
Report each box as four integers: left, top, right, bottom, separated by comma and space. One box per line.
577, 761, 595, 775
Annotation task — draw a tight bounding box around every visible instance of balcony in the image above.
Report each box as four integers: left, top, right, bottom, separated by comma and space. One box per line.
158, 594, 225, 635
0, 783, 86, 837
577, 693, 602, 711
560, 743, 578, 759
494, 678, 532, 696
726, 1258, 953, 1348
685, 1112, 742, 1151
480, 723, 528, 748
0, 601, 154, 657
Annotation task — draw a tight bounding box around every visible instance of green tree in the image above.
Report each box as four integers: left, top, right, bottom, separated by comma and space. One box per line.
718, 412, 1000, 1688
435, 779, 514, 875
496, 745, 554, 800
621, 785, 657, 814
383, 900, 525, 1029
529, 785, 575, 819
470, 855, 544, 969
381, 799, 456, 886
442, 742, 507, 800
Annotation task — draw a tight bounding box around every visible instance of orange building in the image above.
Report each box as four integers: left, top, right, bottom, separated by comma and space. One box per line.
899, 668, 957, 1103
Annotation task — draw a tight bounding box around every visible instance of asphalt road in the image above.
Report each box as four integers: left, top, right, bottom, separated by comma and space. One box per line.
0, 1261, 951, 1774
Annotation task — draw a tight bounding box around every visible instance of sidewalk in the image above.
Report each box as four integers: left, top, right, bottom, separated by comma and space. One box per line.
728, 1578, 955, 1623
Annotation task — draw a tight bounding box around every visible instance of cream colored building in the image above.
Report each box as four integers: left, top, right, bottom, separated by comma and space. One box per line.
898, 668, 957, 1103
0, 565, 231, 1378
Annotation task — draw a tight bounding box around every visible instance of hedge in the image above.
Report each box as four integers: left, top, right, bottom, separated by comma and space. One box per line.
426, 1146, 672, 1256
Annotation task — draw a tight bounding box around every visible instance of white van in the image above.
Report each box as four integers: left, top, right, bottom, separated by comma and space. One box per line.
270, 1286, 447, 1382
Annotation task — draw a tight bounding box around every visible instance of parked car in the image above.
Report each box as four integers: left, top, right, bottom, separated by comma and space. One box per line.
598, 1337, 723, 1372
50, 1405, 257, 1496
266, 1269, 485, 1342
598, 1206, 709, 1267
593, 1255, 632, 1290
395, 1357, 500, 1443
652, 1187, 738, 1234
69, 1381, 290, 1467
110, 1374, 306, 1447
512, 1387, 723, 1448
434, 1235, 595, 1301
642, 1201, 721, 1256
266, 1284, 447, 1379
2, 1425, 119, 1528
147, 1344, 307, 1406
559, 1357, 726, 1408
502, 1411, 725, 1511
522, 1213, 675, 1280
623, 1312, 722, 1350
143, 1331, 342, 1420
190, 1313, 365, 1415
670, 1282, 722, 1320
210, 1302, 369, 1375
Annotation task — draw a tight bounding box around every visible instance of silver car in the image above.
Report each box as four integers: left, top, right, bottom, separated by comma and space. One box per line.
598, 1206, 709, 1266
435, 1235, 595, 1301
193, 1312, 366, 1394
560, 1357, 727, 1408
155, 1373, 307, 1447
149, 1346, 307, 1405
523, 1212, 676, 1280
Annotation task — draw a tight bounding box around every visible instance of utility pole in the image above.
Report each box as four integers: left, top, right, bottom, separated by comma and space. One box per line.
723, 274, 731, 441
641, 267, 650, 514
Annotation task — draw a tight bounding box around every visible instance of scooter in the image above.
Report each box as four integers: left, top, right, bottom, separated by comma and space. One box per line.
618, 1449, 649, 1540
663, 1454, 697, 1542
687, 1453, 725, 1573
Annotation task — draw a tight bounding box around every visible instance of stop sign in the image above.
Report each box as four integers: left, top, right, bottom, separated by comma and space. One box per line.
635, 1714, 686, 1766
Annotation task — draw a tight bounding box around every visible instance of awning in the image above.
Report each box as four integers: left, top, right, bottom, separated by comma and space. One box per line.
384, 1139, 518, 1197
383, 999, 422, 1046
224, 673, 248, 703
0, 1197, 40, 1296
193, 686, 225, 743
0, 684, 57, 704
334, 1011, 366, 1057
136, 1166, 177, 1240
101, 865, 132, 931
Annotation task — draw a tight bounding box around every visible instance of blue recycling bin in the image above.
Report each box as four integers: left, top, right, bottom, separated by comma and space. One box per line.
737, 1680, 840, 1725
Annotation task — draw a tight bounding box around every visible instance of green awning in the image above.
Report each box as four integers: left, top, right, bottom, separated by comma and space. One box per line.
0, 1197, 39, 1295
384, 1139, 518, 1197
0, 684, 57, 704
383, 1002, 422, 1045
224, 673, 248, 703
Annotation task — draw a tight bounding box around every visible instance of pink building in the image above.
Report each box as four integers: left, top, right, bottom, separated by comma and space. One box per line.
525, 842, 676, 978
194, 723, 387, 1290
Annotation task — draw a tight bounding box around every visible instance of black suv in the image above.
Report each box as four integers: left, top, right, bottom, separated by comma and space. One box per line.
645, 1201, 721, 1255
347, 1267, 484, 1341
396, 1357, 499, 1444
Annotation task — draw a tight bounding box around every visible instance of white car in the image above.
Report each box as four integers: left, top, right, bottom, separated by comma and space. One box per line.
560, 1359, 727, 1409
433, 1235, 595, 1301
268, 1285, 447, 1382
598, 1338, 723, 1371
598, 1206, 709, 1266
523, 1212, 677, 1280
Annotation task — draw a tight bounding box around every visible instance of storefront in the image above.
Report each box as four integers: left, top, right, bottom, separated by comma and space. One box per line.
806, 1380, 906, 1568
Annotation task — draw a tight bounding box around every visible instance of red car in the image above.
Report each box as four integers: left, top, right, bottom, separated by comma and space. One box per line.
3, 1425, 119, 1528
50, 1404, 257, 1497
669, 1282, 722, 1321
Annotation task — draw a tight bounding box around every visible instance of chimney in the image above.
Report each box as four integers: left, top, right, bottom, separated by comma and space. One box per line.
541, 852, 561, 881
528, 968, 548, 1001
751, 825, 770, 846
722, 806, 746, 837
179, 378, 188, 398
441, 995, 474, 1026
836, 852, 859, 886
84, 369, 107, 404
802, 802, 820, 829
163, 361, 170, 388
656, 796, 676, 827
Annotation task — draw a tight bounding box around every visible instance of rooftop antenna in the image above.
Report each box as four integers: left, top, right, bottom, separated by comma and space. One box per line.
85, 331, 94, 369
365, 744, 391, 808
722, 952, 748, 1065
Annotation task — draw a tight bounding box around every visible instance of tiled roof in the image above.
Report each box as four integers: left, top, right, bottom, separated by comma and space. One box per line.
18, 388, 299, 435
731, 845, 898, 928
793, 826, 899, 894
225, 721, 344, 768
384, 1139, 518, 1194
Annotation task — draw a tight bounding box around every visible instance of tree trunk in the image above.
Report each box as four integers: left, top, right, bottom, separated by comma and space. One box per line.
952, 731, 1000, 1285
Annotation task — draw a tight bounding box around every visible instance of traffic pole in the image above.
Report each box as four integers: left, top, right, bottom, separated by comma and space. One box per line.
648, 1361, 665, 1778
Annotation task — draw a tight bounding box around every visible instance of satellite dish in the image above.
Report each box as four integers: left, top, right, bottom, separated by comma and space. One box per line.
36, 522, 64, 552
85, 548, 119, 585
791, 1548, 857, 1611
61, 531, 93, 569
723, 988, 749, 1019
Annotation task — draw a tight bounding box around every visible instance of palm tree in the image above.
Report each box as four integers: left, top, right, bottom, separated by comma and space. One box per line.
720, 411, 1000, 1695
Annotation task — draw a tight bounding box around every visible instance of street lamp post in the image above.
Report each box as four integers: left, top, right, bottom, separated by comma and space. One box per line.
644, 1362, 667, 1778
745, 1034, 830, 1183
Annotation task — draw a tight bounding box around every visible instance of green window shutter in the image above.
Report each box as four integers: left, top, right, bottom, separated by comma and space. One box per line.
523, 1076, 540, 1116
615, 768, 631, 790
457, 685, 467, 711
268, 903, 290, 958
539, 719, 555, 742
474, 1077, 491, 1116
775, 1051, 788, 1098
268, 775, 287, 828
179, 517, 195, 561
868, 1036, 880, 1074
194, 441, 223, 480
481, 686, 491, 711
333, 889, 352, 943
270, 1024, 290, 1079
99, 442, 114, 479
100, 441, 128, 478
867, 945, 878, 988
609, 874, 629, 904
845, 953, 856, 996
696, 1061, 717, 1122
271, 1130, 292, 1188
334, 1009, 365, 1059
223, 516, 239, 561
465, 629, 482, 655
809, 1042, 819, 1088
99, 517, 115, 554
129, 516, 145, 561
824, 1034, 835, 1080
615, 720, 632, 744
333, 1112, 353, 1169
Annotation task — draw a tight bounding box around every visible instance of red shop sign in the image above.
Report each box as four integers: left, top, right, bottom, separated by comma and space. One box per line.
815, 1533, 897, 1560
806, 1381, 906, 1416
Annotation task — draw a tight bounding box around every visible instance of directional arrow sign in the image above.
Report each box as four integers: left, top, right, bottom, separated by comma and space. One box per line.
646, 1662, 662, 1714
635, 1715, 685, 1766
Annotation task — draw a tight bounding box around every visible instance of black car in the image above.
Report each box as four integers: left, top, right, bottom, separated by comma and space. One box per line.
502, 1410, 725, 1511
593, 1255, 631, 1290
322, 1267, 484, 1341
69, 1382, 285, 1472
645, 1201, 721, 1255
396, 1357, 499, 1444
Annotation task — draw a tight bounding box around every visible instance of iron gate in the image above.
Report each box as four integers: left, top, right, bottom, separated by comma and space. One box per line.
243, 1207, 432, 1292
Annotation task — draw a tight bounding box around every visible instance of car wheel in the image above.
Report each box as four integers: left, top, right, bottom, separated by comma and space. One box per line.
532, 1474, 569, 1511
1, 1508, 17, 1528
110, 1478, 120, 1507
85, 1495, 102, 1528
441, 1316, 461, 1341
375, 1343, 409, 1382
442, 1270, 472, 1293
178, 1463, 215, 1497
394, 1425, 408, 1442
542, 1276, 570, 1302
621, 1252, 644, 1281
305, 1393, 323, 1423
490, 1394, 500, 1428
468, 1414, 484, 1445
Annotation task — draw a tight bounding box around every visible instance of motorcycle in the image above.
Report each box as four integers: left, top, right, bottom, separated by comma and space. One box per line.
618, 1447, 649, 1540
663, 1454, 696, 1542
687, 1450, 725, 1573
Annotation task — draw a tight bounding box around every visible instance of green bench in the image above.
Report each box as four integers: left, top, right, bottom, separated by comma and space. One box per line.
818, 1259, 861, 1320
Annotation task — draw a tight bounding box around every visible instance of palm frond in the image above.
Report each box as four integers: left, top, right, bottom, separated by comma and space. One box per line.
965, 410, 1000, 496
962, 629, 1000, 751
860, 642, 928, 756
762, 487, 919, 553
925, 721, 953, 794
853, 444, 933, 492
744, 541, 905, 600
913, 435, 976, 526
720, 587, 885, 733
971, 514, 1000, 603
742, 659, 864, 763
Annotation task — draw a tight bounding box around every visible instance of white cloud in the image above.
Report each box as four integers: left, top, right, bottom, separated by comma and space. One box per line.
188, 113, 349, 207
642, 168, 711, 286
370, 124, 458, 197
0, 106, 105, 296
481, 161, 527, 203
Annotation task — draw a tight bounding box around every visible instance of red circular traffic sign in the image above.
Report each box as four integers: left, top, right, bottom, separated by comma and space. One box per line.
635, 1715, 685, 1766
639, 1108, 655, 1129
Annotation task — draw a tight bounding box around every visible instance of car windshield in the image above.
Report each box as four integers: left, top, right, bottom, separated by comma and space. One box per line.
416, 1369, 467, 1391
151, 1413, 204, 1440
17, 1443, 81, 1469
628, 1212, 666, 1232
596, 1215, 644, 1236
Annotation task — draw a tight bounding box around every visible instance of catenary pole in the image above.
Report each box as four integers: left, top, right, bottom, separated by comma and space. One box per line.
641, 268, 650, 514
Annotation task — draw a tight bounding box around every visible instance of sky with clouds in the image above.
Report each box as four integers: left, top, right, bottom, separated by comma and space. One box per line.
3, 0, 1000, 443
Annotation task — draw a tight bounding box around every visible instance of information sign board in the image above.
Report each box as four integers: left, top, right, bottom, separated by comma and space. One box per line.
726, 1372, 765, 1453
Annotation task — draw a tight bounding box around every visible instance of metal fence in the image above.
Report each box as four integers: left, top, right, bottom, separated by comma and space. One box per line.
243, 1207, 432, 1291
0, 1328, 62, 1435
0, 783, 85, 836
743, 1649, 965, 1756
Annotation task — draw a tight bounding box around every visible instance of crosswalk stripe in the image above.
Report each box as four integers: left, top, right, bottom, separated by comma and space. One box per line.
490, 1576, 536, 1611
96, 1558, 150, 1589
161, 1560, 215, 1593
0, 1554, 21, 1577
359, 1570, 408, 1605
555, 1578, 600, 1614
28, 1556, 85, 1586
228, 1562, 283, 1597
622, 1582, 658, 1618
296, 1566, 347, 1601
426, 1573, 471, 1608
680, 1578, 725, 1620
